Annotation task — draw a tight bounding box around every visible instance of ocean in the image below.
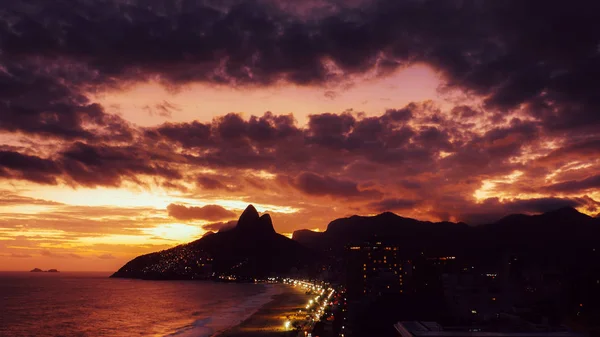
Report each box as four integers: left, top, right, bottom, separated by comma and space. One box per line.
0, 272, 281, 337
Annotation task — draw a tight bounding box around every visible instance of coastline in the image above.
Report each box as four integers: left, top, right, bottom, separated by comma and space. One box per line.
214, 284, 311, 337
167, 283, 284, 337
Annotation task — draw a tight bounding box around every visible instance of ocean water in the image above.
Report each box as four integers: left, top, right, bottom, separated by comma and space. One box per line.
0, 272, 281, 337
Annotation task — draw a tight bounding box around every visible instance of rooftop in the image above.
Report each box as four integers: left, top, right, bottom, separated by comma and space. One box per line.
394, 322, 584, 337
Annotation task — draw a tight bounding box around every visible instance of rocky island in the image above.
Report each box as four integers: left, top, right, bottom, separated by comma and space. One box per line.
30, 268, 60, 272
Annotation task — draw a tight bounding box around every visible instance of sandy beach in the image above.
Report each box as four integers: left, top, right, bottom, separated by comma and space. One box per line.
216, 284, 311, 337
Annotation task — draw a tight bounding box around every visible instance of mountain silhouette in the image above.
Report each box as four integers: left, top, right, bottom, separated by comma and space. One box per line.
112, 206, 598, 279
111, 205, 317, 280
292, 207, 600, 266
293, 211, 472, 256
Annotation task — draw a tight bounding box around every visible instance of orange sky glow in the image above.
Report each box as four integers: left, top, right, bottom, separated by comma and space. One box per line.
1, 1, 599, 271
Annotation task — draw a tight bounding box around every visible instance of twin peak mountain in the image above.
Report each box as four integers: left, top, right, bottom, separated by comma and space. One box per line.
234, 205, 275, 235
111, 205, 313, 279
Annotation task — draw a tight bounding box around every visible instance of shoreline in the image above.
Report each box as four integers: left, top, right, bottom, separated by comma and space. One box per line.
214, 284, 311, 337
167, 283, 283, 337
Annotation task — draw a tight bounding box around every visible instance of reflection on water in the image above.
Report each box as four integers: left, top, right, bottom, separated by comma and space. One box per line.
0, 272, 270, 337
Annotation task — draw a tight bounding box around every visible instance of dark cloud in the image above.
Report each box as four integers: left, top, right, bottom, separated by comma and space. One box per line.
167, 204, 237, 221
440, 119, 539, 178
0, 60, 133, 141
202, 220, 237, 232
546, 175, 600, 193
451, 105, 479, 119
536, 139, 600, 166
306, 112, 356, 149
0, 0, 599, 228
145, 105, 450, 174
0, 151, 61, 184
290, 172, 383, 199
0, 0, 597, 140
507, 197, 585, 213
368, 198, 420, 212
60, 142, 182, 187
1, 141, 183, 187
196, 176, 229, 190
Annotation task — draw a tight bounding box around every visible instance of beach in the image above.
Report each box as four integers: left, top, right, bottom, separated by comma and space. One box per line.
216, 284, 311, 337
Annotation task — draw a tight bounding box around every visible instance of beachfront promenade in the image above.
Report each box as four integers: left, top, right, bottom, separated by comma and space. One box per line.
217, 278, 337, 337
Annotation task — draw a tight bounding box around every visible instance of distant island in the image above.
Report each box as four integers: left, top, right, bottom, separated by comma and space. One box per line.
30, 268, 59, 273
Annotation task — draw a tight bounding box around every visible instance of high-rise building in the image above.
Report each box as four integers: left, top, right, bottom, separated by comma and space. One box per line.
345, 242, 410, 298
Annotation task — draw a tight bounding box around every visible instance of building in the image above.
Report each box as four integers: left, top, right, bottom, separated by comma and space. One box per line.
345, 242, 411, 298
394, 321, 584, 337
441, 270, 506, 321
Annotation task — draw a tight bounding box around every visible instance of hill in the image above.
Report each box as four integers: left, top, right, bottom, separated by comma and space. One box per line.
111, 205, 318, 280
292, 207, 600, 265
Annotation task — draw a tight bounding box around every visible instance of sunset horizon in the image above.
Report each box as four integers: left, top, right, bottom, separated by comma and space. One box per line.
1, 0, 599, 273
2, 1, 600, 336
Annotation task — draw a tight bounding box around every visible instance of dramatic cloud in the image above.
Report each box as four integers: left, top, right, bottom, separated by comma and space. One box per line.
0, 151, 61, 184
546, 175, 600, 193
202, 220, 238, 232
196, 176, 229, 190
368, 198, 421, 212
289, 172, 383, 200
167, 204, 237, 221
0, 142, 182, 187
60, 142, 182, 187
0, 0, 597, 136
1, 0, 600, 270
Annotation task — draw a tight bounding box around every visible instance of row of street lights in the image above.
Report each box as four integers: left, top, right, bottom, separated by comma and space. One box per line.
282, 278, 335, 335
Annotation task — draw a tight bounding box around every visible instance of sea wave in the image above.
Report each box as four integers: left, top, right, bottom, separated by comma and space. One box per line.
166, 284, 283, 337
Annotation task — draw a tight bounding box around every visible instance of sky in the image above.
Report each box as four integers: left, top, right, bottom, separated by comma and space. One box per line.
1, 0, 599, 271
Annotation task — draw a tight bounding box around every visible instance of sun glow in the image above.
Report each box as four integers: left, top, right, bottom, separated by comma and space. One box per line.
0, 228, 67, 239
21, 186, 186, 209
94, 65, 441, 127
473, 170, 524, 201
142, 223, 204, 242
17, 184, 300, 215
